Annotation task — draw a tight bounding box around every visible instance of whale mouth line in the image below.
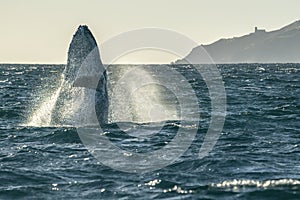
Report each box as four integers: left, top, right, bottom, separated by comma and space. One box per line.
73, 75, 102, 90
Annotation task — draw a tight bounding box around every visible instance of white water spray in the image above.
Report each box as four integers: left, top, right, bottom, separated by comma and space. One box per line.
109, 66, 179, 123
25, 66, 180, 127
25, 75, 64, 127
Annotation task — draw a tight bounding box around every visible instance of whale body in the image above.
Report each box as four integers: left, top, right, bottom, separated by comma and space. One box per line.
51, 25, 108, 126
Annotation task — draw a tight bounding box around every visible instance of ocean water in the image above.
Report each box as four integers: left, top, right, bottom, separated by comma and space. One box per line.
0, 63, 300, 199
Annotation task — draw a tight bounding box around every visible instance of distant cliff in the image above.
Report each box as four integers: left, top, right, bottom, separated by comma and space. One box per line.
177, 20, 300, 64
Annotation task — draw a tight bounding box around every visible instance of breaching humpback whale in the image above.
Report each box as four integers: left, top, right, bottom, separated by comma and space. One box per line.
51, 25, 108, 126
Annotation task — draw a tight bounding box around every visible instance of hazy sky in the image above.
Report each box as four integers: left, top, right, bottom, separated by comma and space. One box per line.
1, 0, 300, 64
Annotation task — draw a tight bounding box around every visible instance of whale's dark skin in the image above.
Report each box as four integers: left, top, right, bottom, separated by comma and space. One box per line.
51, 25, 108, 126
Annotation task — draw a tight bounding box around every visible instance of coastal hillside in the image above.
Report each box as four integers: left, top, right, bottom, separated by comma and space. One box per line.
178, 20, 300, 63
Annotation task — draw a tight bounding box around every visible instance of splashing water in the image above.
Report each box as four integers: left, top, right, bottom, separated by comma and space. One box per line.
109, 66, 179, 123
25, 75, 64, 127
25, 66, 180, 127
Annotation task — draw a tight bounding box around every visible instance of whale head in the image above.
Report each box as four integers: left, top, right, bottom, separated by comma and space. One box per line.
65, 25, 105, 88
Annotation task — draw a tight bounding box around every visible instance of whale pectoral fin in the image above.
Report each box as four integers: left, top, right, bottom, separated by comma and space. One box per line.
73, 76, 99, 90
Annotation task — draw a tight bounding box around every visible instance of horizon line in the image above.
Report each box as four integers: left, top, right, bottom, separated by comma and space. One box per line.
1, 62, 300, 65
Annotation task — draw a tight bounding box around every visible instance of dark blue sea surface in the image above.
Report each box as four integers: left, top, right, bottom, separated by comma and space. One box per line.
0, 64, 299, 199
